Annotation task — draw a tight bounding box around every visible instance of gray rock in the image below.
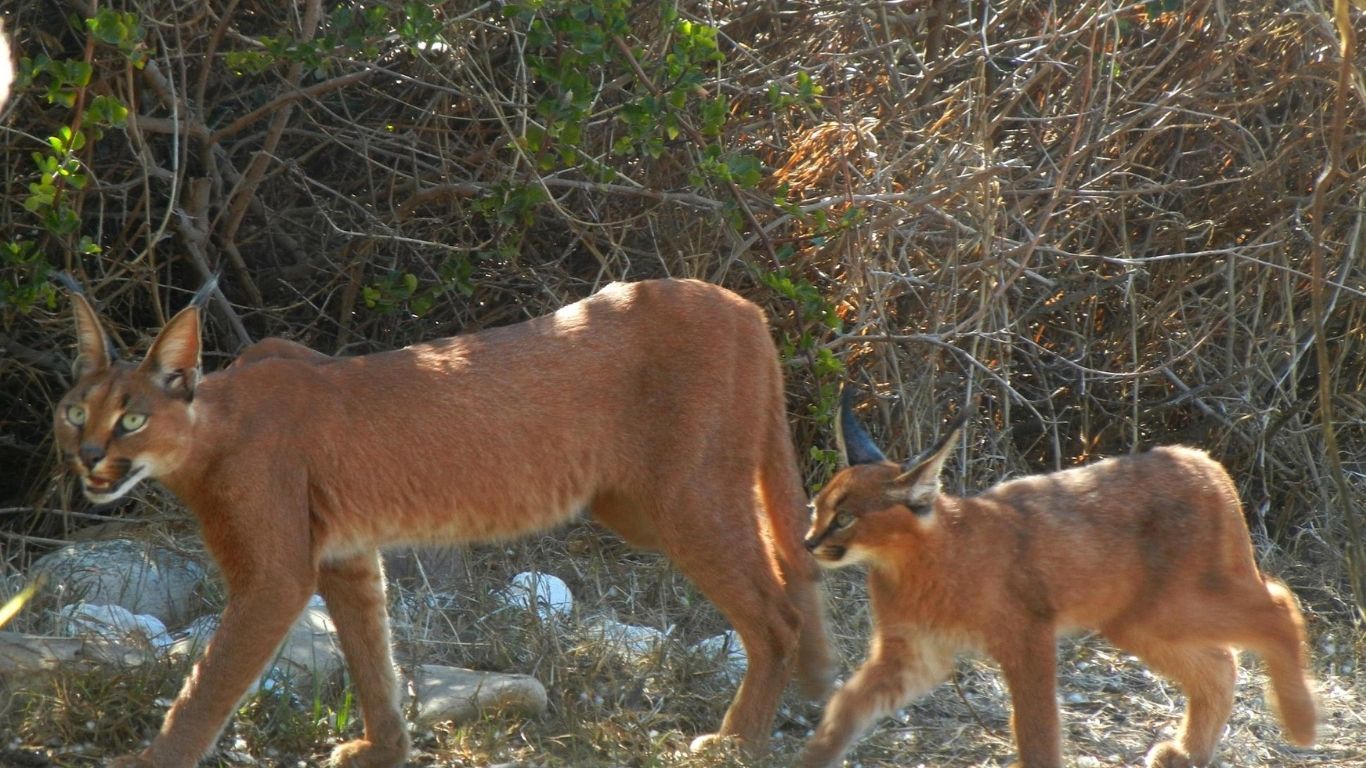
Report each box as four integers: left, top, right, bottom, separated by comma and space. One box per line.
412, 664, 547, 725
166, 597, 344, 695
262, 597, 344, 692
31, 539, 206, 627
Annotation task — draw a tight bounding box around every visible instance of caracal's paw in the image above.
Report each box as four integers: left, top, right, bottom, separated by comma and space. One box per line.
328, 736, 409, 768
1144, 741, 1202, 768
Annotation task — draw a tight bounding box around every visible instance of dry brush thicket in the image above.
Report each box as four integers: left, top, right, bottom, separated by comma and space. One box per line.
0, 0, 1362, 620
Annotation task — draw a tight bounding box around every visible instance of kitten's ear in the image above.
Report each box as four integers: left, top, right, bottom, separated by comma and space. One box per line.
835, 384, 888, 467
59, 273, 114, 379
890, 410, 968, 515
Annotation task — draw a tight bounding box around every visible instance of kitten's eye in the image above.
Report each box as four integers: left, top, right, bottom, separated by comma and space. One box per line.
119, 412, 148, 433
66, 405, 87, 426
833, 511, 855, 529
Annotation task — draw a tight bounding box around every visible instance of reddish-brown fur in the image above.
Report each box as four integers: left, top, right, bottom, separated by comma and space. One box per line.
797, 393, 1316, 768
52, 279, 832, 768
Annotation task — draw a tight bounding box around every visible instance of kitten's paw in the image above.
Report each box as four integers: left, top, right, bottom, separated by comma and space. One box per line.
1144, 741, 1198, 768
328, 736, 409, 768
688, 733, 730, 753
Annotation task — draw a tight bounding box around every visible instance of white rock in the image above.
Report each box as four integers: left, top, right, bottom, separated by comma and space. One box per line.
580, 616, 665, 663
58, 603, 174, 649
412, 664, 547, 725
168, 614, 220, 660
263, 602, 343, 691
32, 540, 206, 627
501, 572, 573, 621
165, 600, 343, 695
692, 630, 747, 682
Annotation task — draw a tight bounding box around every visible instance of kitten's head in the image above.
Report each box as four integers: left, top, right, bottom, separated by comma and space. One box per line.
803, 385, 966, 568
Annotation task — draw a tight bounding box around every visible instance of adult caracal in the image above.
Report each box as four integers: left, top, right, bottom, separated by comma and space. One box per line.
798, 387, 1316, 768
52, 278, 833, 768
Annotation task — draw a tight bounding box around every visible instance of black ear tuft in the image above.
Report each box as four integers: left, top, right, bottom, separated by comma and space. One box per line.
189, 273, 220, 310
836, 384, 888, 466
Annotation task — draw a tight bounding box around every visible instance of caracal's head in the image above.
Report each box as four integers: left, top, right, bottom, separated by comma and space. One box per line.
53, 279, 212, 505
803, 385, 966, 570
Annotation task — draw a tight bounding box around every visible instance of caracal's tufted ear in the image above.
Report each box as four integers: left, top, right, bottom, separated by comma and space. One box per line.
58, 273, 114, 379
835, 384, 888, 467
137, 277, 218, 400
890, 409, 969, 515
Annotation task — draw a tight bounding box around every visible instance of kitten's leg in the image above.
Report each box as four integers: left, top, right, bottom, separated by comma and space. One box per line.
319, 551, 409, 768
1170, 578, 1316, 747
798, 630, 955, 768
1108, 630, 1236, 768
995, 628, 1063, 768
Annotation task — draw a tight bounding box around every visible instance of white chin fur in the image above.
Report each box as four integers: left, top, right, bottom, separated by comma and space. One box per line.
83, 464, 151, 504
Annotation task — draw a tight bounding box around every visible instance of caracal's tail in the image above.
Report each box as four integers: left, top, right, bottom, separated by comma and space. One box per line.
758, 380, 834, 699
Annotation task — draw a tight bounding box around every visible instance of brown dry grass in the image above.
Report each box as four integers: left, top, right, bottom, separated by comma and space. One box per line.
0, 0, 1363, 765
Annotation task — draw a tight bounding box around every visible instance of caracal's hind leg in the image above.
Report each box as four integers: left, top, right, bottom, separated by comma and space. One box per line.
318, 552, 409, 768
655, 482, 802, 754
798, 628, 955, 768
1108, 630, 1237, 768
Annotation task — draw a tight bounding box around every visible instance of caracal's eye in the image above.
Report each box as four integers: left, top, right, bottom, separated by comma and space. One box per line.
833, 511, 855, 529
66, 404, 87, 426
119, 412, 148, 433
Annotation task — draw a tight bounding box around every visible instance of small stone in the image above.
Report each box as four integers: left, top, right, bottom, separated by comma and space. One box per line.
501, 572, 574, 621
412, 664, 547, 725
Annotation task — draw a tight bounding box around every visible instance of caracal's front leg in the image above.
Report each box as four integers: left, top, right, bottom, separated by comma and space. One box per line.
318, 552, 409, 768
110, 569, 315, 767
798, 630, 956, 768
995, 627, 1062, 768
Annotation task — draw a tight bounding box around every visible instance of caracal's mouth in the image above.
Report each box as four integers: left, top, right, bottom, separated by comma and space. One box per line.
82, 464, 151, 504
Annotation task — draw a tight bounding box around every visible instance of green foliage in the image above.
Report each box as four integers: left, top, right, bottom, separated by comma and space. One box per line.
761, 256, 843, 479
398, 2, 444, 48
768, 70, 824, 112
1, 9, 147, 319
363, 256, 475, 317
22, 55, 91, 108
86, 9, 149, 67
255, 2, 449, 77
507, 0, 753, 187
